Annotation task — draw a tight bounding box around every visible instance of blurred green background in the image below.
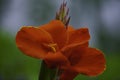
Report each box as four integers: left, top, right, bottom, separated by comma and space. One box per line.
0, 0, 120, 80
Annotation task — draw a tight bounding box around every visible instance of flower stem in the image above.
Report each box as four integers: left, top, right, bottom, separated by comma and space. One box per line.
54, 68, 59, 80
39, 61, 57, 80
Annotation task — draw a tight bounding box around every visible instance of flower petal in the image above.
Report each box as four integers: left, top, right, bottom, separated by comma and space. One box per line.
68, 47, 106, 76
62, 42, 89, 58
67, 26, 75, 31
44, 52, 70, 68
60, 70, 78, 80
66, 28, 90, 48
40, 20, 67, 49
16, 27, 53, 59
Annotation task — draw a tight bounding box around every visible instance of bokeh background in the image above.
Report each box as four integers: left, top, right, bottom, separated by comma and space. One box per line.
0, 0, 120, 80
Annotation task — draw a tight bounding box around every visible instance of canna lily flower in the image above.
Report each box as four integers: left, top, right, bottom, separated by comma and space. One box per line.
16, 20, 106, 80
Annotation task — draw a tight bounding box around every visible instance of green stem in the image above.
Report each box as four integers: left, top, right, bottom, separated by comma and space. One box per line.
54, 68, 59, 80
39, 61, 58, 80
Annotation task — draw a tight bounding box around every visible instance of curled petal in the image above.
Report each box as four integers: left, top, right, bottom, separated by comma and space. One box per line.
65, 28, 90, 48
62, 42, 89, 58
16, 27, 53, 59
44, 52, 70, 68
68, 28, 90, 44
40, 20, 67, 49
69, 47, 106, 76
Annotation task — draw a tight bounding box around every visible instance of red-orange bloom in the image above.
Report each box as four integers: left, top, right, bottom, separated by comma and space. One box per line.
16, 20, 106, 80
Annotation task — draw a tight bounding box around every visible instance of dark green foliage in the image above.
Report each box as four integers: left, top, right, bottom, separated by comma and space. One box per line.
0, 31, 40, 80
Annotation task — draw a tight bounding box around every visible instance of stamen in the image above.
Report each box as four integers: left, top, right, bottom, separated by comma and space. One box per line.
42, 43, 57, 53
50, 46, 56, 53
48, 44, 57, 53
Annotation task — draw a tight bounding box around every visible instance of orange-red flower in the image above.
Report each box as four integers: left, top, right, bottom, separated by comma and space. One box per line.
16, 20, 106, 80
